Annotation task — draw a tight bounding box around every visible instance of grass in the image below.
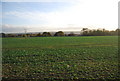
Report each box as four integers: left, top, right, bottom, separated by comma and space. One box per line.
2, 36, 119, 79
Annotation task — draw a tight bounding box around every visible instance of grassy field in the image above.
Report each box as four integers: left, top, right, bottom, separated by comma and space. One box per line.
2, 36, 119, 79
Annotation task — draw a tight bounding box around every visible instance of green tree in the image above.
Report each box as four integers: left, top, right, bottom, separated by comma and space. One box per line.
54, 31, 65, 36
116, 28, 120, 36
42, 32, 51, 37
7, 34, 17, 37
1, 33, 5, 37
68, 32, 75, 36
81, 28, 89, 36
47, 32, 52, 36
37, 33, 41, 37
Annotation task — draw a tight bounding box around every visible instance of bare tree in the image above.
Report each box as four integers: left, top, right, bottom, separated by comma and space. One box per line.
24, 28, 27, 38
23, 26, 31, 38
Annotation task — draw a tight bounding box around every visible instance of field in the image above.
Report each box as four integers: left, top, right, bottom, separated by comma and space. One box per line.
2, 36, 119, 80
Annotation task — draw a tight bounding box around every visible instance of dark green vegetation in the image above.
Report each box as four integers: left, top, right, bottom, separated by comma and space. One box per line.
2, 36, 119, 79
1, 28, 120, 37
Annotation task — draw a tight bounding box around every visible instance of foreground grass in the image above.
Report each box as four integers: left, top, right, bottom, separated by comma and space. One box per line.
2, 36, 119, 79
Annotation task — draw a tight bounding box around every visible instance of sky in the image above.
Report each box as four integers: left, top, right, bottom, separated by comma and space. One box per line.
1, 0, 119, 33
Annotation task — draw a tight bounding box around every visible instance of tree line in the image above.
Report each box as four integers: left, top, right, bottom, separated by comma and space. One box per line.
1, 28, 120, 37
81, 28, 119, 36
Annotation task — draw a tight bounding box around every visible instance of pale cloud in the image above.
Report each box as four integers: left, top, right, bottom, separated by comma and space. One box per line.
2, 0, 80, 2
2, 24, 42, 33
2, 24, 24, 33
2, 0, 119, 33
2, 24, 83, 33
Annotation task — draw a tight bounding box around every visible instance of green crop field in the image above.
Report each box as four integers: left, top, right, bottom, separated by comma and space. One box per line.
2, 36, 119, 80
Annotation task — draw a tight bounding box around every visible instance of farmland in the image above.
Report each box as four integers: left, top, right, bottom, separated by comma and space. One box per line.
2, 36, 119, 80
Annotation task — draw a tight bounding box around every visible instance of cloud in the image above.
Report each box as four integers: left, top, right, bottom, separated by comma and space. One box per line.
2, 24, 28, 33
4, 7, 94, 27
4, 11, 71, 26
2, 24, 83, 33
2, 0, 119, 33
2, 0, 80, 2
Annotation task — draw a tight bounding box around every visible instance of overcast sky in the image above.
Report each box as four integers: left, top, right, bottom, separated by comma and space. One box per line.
1, 0, 119, 33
